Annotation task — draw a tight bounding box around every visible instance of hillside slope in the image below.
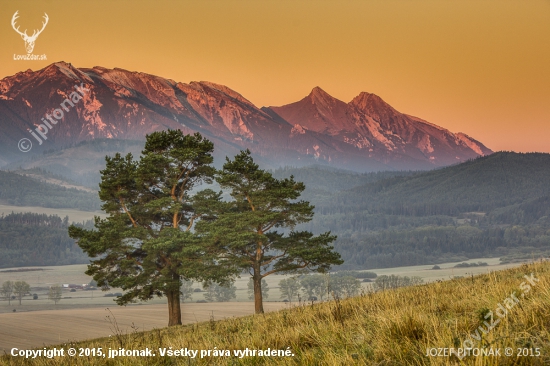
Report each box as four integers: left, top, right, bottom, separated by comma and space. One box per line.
0, 170, 100, 210
0, 212, 89, 268
299, 152, 550, 268
341, 152, 550, 215
3, 261, 548, 365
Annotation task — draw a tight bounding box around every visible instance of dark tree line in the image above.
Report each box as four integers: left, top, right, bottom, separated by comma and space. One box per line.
285, 152, 550, 269
0, 213, 90, 268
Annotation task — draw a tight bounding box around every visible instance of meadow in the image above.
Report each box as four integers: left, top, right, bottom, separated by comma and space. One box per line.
0, 257, 523, 314
1, 259, 547, 365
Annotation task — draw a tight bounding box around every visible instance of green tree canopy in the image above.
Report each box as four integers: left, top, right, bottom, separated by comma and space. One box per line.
69, 131, 236, 326
373, 275, 424, 291
300, 274, 328, 301
329, 275, 361, 298
204, 283, 237, 302
197, 150, 343, 313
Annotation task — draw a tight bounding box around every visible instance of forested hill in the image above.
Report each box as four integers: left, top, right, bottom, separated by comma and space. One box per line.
0, 212, 90, 268
338, 152, 550, 216
0, 170, 100, 211
271, 166, 416, 198
299, 152, 550, 269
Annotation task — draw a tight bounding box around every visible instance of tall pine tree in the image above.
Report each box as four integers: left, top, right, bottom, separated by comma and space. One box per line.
69, 131, 235, 326
197, 150, 343, 313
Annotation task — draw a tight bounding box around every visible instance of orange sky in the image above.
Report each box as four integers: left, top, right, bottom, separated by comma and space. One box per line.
1, 0, 549, 153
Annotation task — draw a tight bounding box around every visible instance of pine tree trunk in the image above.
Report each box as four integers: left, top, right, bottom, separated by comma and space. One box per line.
166, 273, 182, 326
253, 264, 264, 314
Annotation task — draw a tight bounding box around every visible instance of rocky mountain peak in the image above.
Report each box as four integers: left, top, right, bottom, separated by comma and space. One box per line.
0, 62, 492, 171
349, 92, 396, 117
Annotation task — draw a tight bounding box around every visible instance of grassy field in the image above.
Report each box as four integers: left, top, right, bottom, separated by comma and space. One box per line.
1, 260, 548, 365
9, 170, 96, 193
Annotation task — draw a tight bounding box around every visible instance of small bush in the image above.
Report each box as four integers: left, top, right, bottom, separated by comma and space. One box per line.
355, 271, 378, 279
455, 261, 489, 268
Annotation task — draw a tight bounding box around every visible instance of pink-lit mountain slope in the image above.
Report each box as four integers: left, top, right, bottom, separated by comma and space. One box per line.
0, 62, 491, 170
267, 87, 492, 168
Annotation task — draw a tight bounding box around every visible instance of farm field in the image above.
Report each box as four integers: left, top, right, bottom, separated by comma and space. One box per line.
0, 258, 529, 314
362, 257, 522, 282
0, 302, 288, 352
0, 264, 311, 310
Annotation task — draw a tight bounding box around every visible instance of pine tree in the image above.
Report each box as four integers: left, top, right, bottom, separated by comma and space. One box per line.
197, 150, 343, 313
247, 278, 269, 300
69, 131, 236, 326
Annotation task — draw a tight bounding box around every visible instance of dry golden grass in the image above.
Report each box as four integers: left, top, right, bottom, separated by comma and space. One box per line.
2, 261, 549, 365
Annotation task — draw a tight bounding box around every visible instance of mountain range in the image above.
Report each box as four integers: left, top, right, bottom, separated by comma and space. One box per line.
0, 62, 491, 170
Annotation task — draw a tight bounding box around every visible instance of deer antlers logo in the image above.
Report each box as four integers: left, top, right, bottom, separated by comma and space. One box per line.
11, 11, 49, 54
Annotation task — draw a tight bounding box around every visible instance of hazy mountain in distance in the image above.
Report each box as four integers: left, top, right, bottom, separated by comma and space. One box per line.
0, 62, 491, 172
296, 152, 550, 269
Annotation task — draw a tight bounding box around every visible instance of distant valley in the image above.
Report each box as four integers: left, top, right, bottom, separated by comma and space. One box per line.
1, 152, 549, 269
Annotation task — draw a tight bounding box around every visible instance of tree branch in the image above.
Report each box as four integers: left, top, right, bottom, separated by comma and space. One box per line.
261, 261, 309, 278
245, 194, 255, 211
185, 214, 201, 232
261, 220, 279, 233
119, 197, 138, 228
260, 250, 288, 267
